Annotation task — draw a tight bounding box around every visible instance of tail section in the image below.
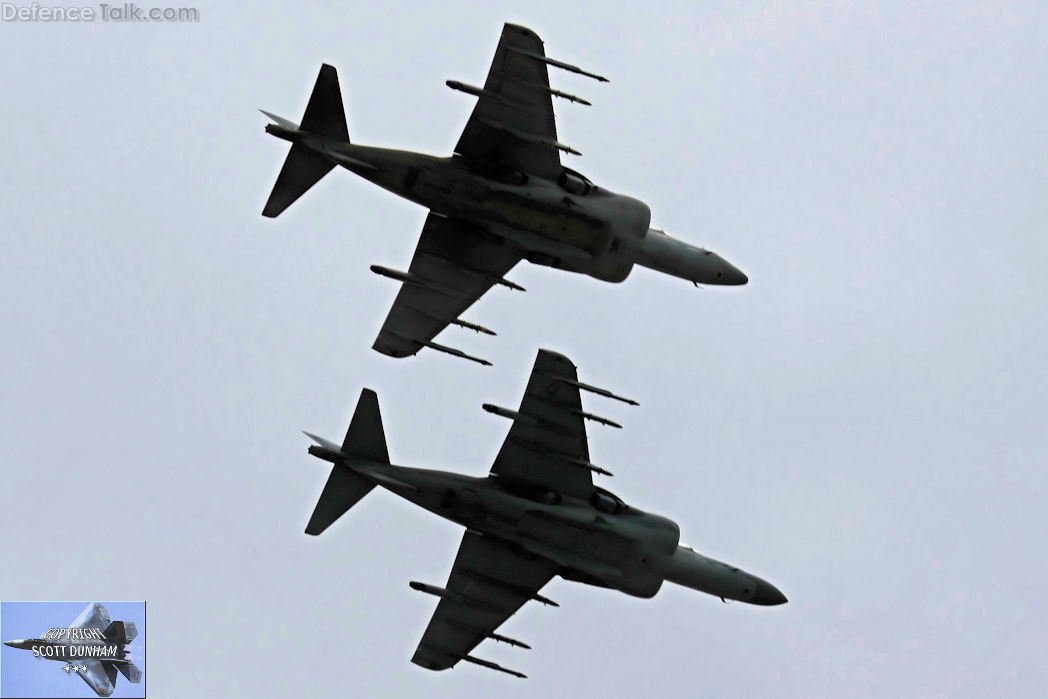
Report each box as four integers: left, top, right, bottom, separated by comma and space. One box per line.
101, 620, 137, 645
340, 388, 388, 462
262, 64, 349, 218
113, 660, 142, 684
304, 389, 388, 535
299, 63, 349, 143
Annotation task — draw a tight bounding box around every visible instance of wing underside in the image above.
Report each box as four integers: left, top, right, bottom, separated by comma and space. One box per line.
411, 530, 556, 676
453, 24, 563, 179
487, 349, 599, 499
69, 603, 111, 630
76, 659, 116, 697
372, 213, 522, 362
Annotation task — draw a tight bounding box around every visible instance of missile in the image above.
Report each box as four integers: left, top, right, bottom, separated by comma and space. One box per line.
451, 319, 496, 336
444, 621, 531, 650
475, 117, 582, 156
507, 46, 609, 82
448, 78, 590, 108
492, 276, 526, 292
482, 404, 537, 426
370, 265, 463, 297
508, 437, 614, 476
417, 250, 526, 291
408, 581, 498, 612
410, 582, 459, 602
420, 340, 492, 366
370, 265, 424, 286
462, 654, 527, 679
459, 570, 559, 607
489, 632, 531, 650
574, 410, 622, 429
553, 376, 639, 406
446, 80, 513, 105
547, 86, 591, 106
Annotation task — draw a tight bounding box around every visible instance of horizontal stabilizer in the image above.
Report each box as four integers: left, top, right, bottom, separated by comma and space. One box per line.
259, 109, 299, 132
305, 466, 375, 535
303, 431, 342, 454
114, 660, 142, 683
262, 144, 334, 218
103, 661, 119, 688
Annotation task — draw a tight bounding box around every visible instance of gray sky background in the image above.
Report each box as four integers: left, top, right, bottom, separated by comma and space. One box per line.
1, 1, 1045, 696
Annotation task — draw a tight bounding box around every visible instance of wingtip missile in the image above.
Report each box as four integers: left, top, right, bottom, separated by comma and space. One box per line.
462, 654, 527, 679
508, 46, 609, 83
451, 319, 496, 336
476, 116, 582, 157
370, 265, 420, 285
508, 438, 615, 477
493, 276, 526, 292
482, 404, 537, 425
446, 80, 514, 106
489, 632, 531, 650
574, 410, 623, 429
421, 340, 492, 366
532, 592, 558, 607
371, 265, 465, 298
553, 376, 639, 406
547, 87, 592, 106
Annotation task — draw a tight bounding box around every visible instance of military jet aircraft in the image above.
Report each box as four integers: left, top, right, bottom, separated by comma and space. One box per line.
262, 23, 748, 366
3, 603, 142, 696
302, 349, 785, 678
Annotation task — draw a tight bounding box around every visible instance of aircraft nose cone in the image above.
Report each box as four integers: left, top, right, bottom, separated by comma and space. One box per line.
719, 262, 748, 286
4, 639, 26, 649
704, 253, 748, 285
750, 578, 788, 606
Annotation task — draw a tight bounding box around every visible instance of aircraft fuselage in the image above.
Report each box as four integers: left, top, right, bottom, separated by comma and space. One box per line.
275, 130, 748, 286
342, 458, 785, 605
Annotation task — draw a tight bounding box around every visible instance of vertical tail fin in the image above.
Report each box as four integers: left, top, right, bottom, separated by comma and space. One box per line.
340, 388, 388, 462
101, 620, 137, 645
299, 64, 349, 142
261, 64, 349, 218
304, 389, 387, 535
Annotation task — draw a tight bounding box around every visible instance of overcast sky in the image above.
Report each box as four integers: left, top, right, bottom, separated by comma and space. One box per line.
1, 1, 1045, 696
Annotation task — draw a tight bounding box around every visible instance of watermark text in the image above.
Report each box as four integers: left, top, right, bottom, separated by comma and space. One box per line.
2, 2, 199, 22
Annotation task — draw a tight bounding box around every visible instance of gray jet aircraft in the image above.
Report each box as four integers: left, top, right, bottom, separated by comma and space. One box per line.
3, 603, 142, 697
262, 23, 748, 366
302, 349, 786, 678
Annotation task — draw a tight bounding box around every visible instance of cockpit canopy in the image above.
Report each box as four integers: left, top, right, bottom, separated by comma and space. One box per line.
590, 487, 626, 514
558, 167, 594, 196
